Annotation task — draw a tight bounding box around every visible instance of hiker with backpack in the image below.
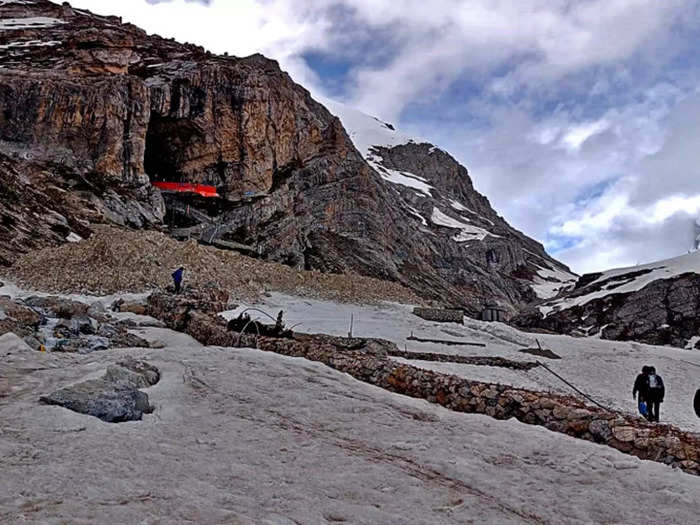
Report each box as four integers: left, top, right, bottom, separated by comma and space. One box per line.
632, 366, 651, 419
645, 366, 665, 422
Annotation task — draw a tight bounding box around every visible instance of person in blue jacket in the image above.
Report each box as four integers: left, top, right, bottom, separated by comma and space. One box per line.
172, 266, 184, 294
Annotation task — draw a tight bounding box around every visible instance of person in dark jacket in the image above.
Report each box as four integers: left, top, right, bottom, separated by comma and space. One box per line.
633, 366, 651, 419
694, 388, 700, 419
645, 366, 665, 422
172, 266, 184, 294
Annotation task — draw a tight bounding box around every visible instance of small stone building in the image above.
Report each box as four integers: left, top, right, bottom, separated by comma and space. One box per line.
481, 302, 508, 322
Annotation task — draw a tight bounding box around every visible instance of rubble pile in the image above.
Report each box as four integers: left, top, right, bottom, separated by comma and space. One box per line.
0, 293, 156, 354
5, 226, 422, 305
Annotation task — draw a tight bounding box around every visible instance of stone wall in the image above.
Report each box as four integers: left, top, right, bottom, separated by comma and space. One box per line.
412, 307, 463, 323
146, 292, 700, 476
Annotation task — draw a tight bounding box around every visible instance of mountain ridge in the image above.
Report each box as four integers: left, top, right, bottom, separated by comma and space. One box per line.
0, 0, 575, 316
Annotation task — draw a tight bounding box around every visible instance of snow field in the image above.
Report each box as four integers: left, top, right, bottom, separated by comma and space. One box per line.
2, 325, 699, 523
224, 292, 700, 434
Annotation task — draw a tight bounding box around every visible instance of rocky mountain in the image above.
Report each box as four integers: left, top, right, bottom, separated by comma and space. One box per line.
0, 0, 575, 315
515, 250, 700, 348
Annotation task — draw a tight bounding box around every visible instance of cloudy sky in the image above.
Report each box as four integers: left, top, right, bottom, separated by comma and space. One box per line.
73, 0, 700, 274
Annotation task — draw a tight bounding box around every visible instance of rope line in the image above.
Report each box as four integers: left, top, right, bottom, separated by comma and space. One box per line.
536, 360, 615, 412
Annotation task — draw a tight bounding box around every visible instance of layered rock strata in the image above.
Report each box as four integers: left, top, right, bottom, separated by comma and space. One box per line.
0, 0, 574, 315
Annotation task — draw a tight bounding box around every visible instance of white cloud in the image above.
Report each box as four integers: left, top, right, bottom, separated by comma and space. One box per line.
560, 120, 610, 151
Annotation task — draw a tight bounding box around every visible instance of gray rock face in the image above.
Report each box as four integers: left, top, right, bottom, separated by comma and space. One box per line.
40, 359, 159, 422
515, 272, 700, 348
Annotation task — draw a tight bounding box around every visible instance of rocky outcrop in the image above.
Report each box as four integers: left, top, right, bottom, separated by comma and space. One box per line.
366, 142, 574, 311
0, 296, 41, 338
40, 358, 160, 422
0, 0, 573, 315
0, 294, 156, 353
516, 266, 700, 348
145, 285, 230, 331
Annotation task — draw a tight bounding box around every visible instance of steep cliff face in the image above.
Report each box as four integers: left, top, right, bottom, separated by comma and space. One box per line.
0, 0, 574, 314
515, 251, 700, 348
320, 101, 576, 312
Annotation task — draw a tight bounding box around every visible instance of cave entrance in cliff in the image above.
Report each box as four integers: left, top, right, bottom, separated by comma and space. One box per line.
144, 114, 200, 185
144, 114, 224, 228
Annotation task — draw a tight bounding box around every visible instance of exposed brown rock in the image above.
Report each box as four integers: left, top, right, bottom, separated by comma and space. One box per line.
0, 0, 573, 316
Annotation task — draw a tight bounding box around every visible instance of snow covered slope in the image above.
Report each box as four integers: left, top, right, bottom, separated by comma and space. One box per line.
544, 250, 700, 313
2, 284, 699, 523
319, 98, 421, 159
225, 292, 700, 435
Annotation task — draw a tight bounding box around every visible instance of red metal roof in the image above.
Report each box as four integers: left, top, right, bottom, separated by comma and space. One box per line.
152, 181, 219, 198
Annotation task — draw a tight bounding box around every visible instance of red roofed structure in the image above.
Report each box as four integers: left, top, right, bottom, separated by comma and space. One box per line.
152, 181, 220, 198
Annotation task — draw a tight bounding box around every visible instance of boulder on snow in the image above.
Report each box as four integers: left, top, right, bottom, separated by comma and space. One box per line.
39, 359, 160, 423
0, 332, 34, 356
111, 298, 147, 315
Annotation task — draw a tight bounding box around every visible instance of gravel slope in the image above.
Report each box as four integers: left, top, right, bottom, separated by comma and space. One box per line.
4, 226, 421, 305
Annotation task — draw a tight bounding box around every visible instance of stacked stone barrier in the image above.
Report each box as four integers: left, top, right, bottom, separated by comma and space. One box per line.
412, 307, 464, 323
147, 291, 700, 475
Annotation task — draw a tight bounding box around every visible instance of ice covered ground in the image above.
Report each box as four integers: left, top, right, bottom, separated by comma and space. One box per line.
224, 293, 700, 434
2, 322, 700, 524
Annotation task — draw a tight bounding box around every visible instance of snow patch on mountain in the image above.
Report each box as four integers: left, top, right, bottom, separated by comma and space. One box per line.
319, 97, 420, 158
0, 39, 60, 49
540, 250, 700, 316
531, 265, 578, 299
449, 199, 495, 226
407, 206, 428, 226
0, 16, 65, 29
430, 208, 496, 242
367, 158, 434, 197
